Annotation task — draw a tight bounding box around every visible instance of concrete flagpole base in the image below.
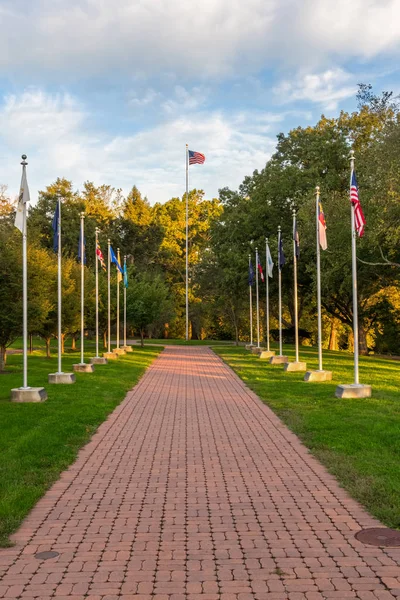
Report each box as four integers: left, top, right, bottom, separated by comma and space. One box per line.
113, 348, 126, 356
304, 370, 332, 382
245, 344, 255, 350
11, 387, 47, 402
103, 352, 118, 360
335, 383, 372, 399
48, 372, 76, 384
73, 363, 95, 373
121, 345, 133, 353
259, 350, 275, 359
284, 361, 307, 372
251, 346, 266, 355
90, 357, 108, 365
269, 355, 288, 365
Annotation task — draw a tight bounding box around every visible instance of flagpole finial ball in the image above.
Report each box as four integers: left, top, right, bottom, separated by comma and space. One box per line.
316, 185, 320, 193
21, 154, 27, 160
350, 148, 355, 159
278, 225, 281, 232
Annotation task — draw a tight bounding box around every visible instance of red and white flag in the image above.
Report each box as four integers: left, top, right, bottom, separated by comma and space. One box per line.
350, 170, 366, 237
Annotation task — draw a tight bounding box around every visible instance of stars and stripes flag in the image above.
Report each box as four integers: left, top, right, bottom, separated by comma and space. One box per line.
257, 254, 265, 282
189, 150, 205, 165
96, 241, 106, 271
350, 170, 366, 237
318, 200, 327, 250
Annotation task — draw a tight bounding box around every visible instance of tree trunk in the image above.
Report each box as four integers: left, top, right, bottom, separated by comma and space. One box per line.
71, 335, 76, 350
164, 323, 169, 339
103, 330, 107, 349
328, 318, 339, 351
359, 326, 369, 355
45, 337, 51, 358
0, 345, 6, 372
29, 333, 33, 354
140, 329, 144, 348
61, 333, 65, 354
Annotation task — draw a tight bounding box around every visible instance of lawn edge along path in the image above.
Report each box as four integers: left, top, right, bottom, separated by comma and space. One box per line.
0, 346, 161, 547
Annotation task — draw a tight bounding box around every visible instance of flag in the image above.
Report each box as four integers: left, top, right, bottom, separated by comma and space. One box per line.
96, 241, 106, 271
110, 245, 123, 275
279, 234, 286, 270
123, 258, 128, 288
293, 216, 300, 259
248, 259, 255, 286
350, 170, 366, 237
318, 200, 328, 250
189, 150, 205, 165
257, 254, 265, 282
117, 249, 123, 283
78, 229, 86, 264
52, 200, 59, 253
266, 244, 274, 278
14, 166, 30, 233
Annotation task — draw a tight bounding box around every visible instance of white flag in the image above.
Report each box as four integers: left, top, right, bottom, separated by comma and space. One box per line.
266, 244, 274, 278
14, 168, 30, 233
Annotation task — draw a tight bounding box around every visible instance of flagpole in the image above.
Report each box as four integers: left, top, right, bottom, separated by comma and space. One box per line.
107, 239, 111, 353
95, 228, 100, 358
265, 238, 270, 352
293, 209, 299, 363
278, 227, 283, 357
22, 157, 28, 389
316, 187, 323, 371
57, 196, 62, 374
249, 254, 253, 346
350, 150, 359, 385
124, 255, 127, 348
185, 143, 189, 341
80, 212, 85, 365
117, 249, 120, 350
255, 248, 260, 348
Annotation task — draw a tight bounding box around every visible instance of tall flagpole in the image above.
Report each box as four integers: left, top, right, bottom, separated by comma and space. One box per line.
107, 239, 111, 353
124, 255, 127, 348
80, 212, 85, 365
278, 226, 283, 357
57, 197, 62, 374
265, 238, 270, 352
293, 209, 299, 363
255, 247, 260, 349
316, 187, 323, 371
95, 228, 100, 358
350, 150, 359, 385
185, 144, 189, 341
116, 248, 120, 350
249, 254, 253, 346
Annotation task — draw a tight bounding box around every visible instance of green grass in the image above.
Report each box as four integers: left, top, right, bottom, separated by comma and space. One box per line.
214, 344, 400, 528
143, 338, 235, 346
0, 346, 161, 547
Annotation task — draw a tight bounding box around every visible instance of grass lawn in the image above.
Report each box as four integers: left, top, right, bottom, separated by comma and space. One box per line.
0, 346, 161, 547
214, 344, 400, 529
143, 338, 235, 346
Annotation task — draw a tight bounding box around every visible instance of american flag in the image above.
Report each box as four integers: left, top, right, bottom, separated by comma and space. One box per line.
189, 150, 205, 165
257, 254, 264, 282
96, 241, 106, 271
350, 170, 366, 237
318, 201, 327, 250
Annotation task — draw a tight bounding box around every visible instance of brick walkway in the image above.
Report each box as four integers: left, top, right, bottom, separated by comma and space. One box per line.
1, 347, 400, 600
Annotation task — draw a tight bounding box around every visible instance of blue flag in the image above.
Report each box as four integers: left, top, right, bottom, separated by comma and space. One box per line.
248, 259, 254, 286
279, 233, 286, 270
123, 259, 128, 288
52, 200, 59, 253
110, 245, 123, 274
78, 229, 86, 265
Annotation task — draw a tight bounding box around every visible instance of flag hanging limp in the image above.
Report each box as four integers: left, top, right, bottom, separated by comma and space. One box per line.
248, 259, 255, 286
123, 259, 128, 288
117, 249, 123, 283
266, 244, 274, 278
189, 150, 205, 165
350, 170, 366, 237
293, 216, 300, 258
110, 245, 123, 275
257, 254, 265, 282
78, 229, 86, 264
279, 234, 286, 270
318, 200, 328, 250
14, 166, 30, 233
96, 241, 106, 271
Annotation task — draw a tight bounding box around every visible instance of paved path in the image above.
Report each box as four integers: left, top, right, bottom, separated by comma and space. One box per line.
1, 347, 400, 600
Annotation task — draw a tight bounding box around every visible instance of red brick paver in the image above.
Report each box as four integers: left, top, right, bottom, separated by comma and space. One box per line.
1, 347, 399, 599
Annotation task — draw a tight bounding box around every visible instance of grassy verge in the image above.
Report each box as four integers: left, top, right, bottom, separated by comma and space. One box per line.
214, 344, 400, 528
0, 346, 161, 547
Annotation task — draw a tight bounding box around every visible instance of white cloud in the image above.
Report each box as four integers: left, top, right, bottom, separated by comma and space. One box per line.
0, 0, 399, 80
273, 68, 357, 110
0, 89, 278, 204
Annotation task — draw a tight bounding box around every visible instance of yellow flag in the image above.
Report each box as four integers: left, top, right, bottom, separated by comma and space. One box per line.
117, 249, 122, 283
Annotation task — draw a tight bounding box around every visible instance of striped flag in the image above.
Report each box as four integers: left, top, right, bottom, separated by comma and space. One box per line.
318, 200, 327, 250
350, 170, 366, 237
189, 150, 205, 165
257, 254, 265, 282
96, 241, 106, 271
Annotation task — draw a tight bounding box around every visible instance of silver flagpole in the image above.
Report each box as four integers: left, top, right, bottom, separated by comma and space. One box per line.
316, 187, 323, 371
185, 143, 189, 341
293, 209, 299, 363
116, 248, 120, 349
80, 212, 85, 365
249, 254, 253, 346
265, 238, 270, 352
350, 150, 359, 385
107, 239, 111, 353
255, 247, 260, 348
124, 255, 127, 348
22, 158, 28, 389
278, 226, 283, 357
57, 196, 62, 374
95, 228, 99, 358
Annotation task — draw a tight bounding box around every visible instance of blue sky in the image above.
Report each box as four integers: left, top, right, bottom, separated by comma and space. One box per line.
1, 0, 400, 205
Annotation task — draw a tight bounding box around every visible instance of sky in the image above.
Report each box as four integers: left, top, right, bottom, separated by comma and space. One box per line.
1, 0, 400, 205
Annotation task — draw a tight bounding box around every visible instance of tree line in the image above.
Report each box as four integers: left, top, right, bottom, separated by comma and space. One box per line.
1, 84, 399, 368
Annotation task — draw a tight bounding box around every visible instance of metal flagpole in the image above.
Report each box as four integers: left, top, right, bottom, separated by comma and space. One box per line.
185, 144, 189, 341
95, 228, 100, 358
293, 209, 299, 363
249, 254, 253, 346
255, 248, 260, 348
57, 197, 62, 374
278, 226, 283, 357
350, 150, 359, 385
124, 255, 127, 348
316, 187, 323, 371
265, 238, 270, 352
22, 158, 28, 389
80, 212, 85, 365
116, 248, 120, 349
107, 239, 111, 353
